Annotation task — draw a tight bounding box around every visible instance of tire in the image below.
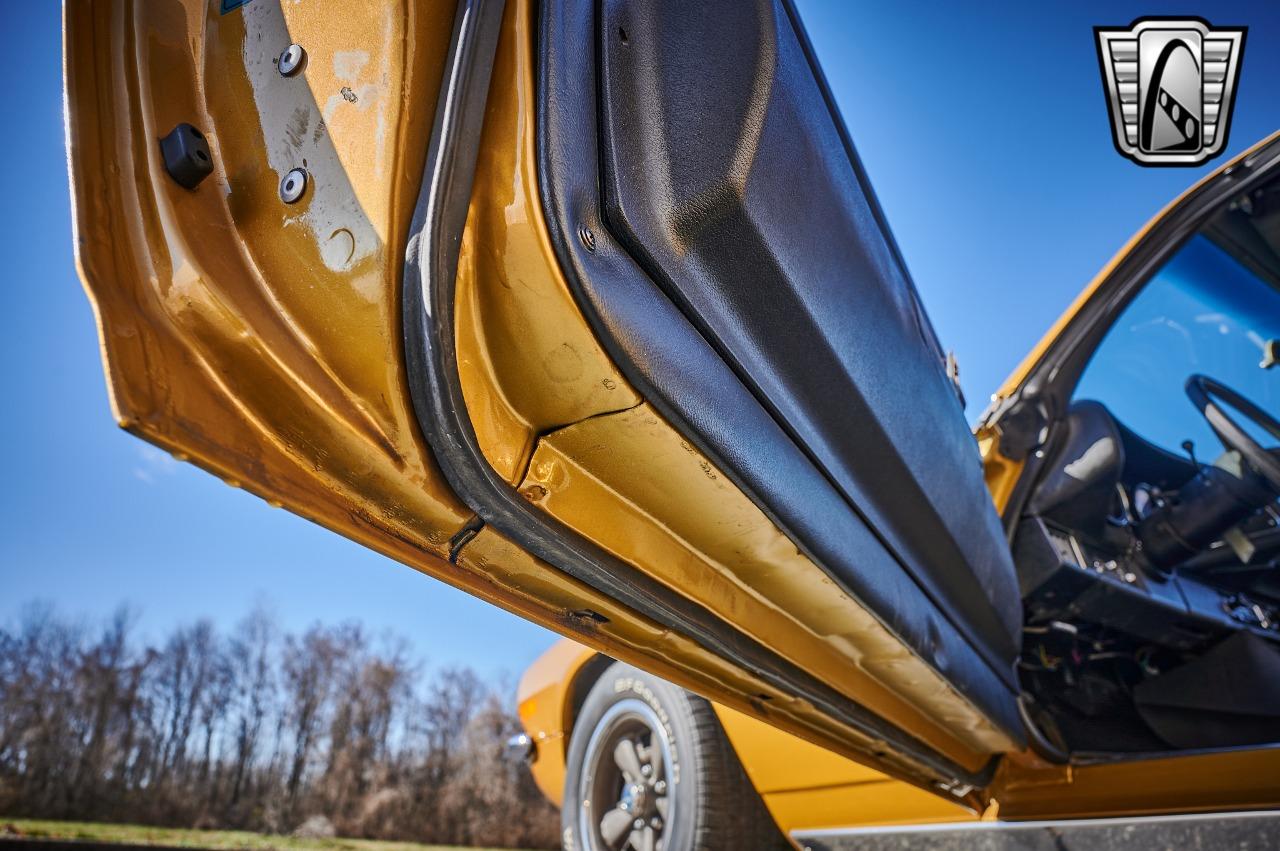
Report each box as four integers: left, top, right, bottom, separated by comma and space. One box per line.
561, 661, 790, 851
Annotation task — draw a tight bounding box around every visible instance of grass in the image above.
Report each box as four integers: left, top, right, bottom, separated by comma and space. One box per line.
0, 819, 522, 851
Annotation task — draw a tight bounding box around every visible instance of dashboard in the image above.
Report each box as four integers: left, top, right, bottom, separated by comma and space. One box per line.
1017, 515, 1280, 652
1012, 399, 1280, 752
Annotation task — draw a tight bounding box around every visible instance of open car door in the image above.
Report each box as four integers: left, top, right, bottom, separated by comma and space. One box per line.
65, 0, 1027, 801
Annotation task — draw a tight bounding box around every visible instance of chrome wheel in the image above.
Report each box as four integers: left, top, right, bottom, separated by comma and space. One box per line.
578, 698, 674, 851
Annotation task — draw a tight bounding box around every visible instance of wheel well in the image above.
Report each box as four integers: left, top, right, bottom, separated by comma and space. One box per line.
564, 653, 616, 742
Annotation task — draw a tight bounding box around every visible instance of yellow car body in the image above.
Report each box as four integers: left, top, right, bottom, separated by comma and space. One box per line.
67, 0, 1013, 792
64, 0, 1280, 842
516, 638, 972, 834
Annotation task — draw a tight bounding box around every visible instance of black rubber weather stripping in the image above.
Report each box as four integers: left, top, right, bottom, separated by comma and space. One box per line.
400, 0, 995, 791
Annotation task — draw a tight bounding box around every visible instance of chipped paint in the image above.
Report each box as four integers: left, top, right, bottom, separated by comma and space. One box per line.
241, 2, 378, 273
333, 49, 369, 82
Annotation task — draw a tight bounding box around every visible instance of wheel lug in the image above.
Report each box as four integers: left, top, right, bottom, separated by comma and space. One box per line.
651, 816, 663, 830
633, 818, 645, 830
641, 764, 652, 776
653, 780, 667, 794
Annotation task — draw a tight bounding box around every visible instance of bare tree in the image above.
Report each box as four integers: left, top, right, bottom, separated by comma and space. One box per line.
280, 624, 343, 816
225, 607, 276, 820
0, 602, 557, 849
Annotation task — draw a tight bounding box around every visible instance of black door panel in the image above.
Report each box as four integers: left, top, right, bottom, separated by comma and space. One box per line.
538, 0, 1024, 742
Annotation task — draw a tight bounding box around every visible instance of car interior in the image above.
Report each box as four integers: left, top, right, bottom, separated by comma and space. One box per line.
1012, 182, 1280, 757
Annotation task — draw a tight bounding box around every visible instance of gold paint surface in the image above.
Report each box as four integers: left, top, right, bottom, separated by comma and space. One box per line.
519, 405, 1014, 766
453, 0, 638, 483
977, 427, 1024, 515
714, 702, 892, 794
992, 746, 1280, 819
456, 529, 958, 789
716, 702, 971, 830
762, 781, 970, 832
66, 0, 470, 564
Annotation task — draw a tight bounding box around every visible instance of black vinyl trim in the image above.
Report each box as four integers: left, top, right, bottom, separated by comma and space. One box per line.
536, 0, 1026, 743
591, 0, 1019, 695
777, 0, 945, 366
400, 0, 997, 791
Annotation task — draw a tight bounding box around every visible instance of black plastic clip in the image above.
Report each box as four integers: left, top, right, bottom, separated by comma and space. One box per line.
159, 123, 214, 190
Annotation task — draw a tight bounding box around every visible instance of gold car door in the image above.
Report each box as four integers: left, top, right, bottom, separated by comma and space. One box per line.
66, 0, 1030, 804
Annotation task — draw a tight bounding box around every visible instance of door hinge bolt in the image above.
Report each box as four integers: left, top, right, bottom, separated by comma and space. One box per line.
278, 43, 306, 76
280, 168, 308, 204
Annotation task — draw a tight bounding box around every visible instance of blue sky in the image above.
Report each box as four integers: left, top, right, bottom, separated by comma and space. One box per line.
3, 2, 1279, 683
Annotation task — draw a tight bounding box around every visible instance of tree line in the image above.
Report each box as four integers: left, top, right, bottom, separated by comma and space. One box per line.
0, 602, 559, 849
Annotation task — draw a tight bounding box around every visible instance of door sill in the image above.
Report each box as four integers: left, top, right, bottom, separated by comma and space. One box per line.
793, 809, 1280, 850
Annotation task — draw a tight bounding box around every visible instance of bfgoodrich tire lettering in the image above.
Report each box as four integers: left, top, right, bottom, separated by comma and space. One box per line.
562, 662, 789, 851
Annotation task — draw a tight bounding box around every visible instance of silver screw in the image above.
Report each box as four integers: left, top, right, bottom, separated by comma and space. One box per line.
280, 168, 308, 203
633, 819, 645, 830
278, 44, 306, 76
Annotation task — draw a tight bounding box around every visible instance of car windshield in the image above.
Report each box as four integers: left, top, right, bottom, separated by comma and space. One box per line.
1075, 233, 1280, 456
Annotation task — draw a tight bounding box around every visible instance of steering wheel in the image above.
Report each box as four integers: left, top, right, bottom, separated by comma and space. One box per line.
1185, 374, 1280, 491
